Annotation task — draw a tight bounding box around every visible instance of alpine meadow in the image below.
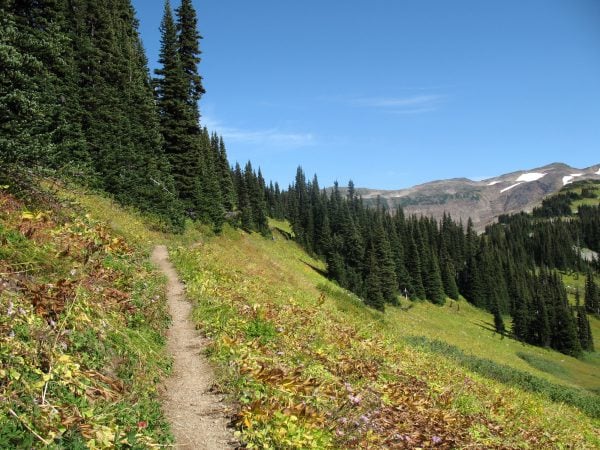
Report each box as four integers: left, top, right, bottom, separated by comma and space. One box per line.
1, 1, 600, 449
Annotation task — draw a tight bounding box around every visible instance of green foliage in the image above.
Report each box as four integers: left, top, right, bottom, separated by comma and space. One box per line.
406, 336, 600, 418
246, 318, 277, 345
516, 352, 570, 379
0, 189, 173, 447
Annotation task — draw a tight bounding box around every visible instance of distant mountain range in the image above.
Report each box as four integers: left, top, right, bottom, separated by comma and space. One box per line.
355, 162, 600, 230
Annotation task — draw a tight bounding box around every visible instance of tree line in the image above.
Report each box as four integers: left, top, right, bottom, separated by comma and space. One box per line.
280, 168, 598, 356
1, 0, 273, 235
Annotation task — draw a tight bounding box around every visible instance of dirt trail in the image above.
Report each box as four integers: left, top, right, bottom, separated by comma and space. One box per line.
151, 245, 235, 449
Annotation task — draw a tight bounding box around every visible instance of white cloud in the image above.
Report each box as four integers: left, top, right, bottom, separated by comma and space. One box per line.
352, 94, 446, 113
201, 115, 315, 148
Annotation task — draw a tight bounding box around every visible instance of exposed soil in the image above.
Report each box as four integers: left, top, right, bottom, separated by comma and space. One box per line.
151, 245, 235, 449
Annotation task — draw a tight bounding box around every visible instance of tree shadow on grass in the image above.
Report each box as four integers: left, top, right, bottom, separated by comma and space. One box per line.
473, 319, 500, 335
301, 260, 328, 278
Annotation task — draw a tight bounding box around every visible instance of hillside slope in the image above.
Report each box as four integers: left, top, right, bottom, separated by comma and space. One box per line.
0, 185, 173, 448
3, 182, 599, 448
171, 219, 600, 449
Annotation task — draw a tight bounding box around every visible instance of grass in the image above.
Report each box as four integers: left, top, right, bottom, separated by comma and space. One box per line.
170, 219, 600, 448
0, 186, 173, 448
385, 296, 600, 392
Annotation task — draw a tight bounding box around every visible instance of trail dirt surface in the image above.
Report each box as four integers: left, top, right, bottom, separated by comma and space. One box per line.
152, 245, 235, 450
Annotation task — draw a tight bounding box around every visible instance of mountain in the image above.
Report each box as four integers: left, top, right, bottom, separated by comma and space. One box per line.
356, 162, 600, 230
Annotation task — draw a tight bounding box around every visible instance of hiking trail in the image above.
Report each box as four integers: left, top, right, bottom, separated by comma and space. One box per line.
151, 245, 235, 449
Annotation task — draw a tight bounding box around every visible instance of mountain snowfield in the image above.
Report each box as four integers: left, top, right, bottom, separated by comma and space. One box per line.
516, 172, 546, 182
356, 162, 600, 230
563, 174, 584, 186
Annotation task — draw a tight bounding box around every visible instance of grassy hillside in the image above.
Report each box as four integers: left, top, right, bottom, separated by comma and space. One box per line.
565, 179, 600, 212
3, 182, 599, 448
0, 184, 173, 448
171, 219, 600, 448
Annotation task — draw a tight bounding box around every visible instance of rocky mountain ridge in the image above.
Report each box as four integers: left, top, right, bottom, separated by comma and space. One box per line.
356, 162, 600, 229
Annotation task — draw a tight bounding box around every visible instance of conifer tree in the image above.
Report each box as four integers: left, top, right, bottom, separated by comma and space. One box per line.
390, 212, 413, 297
175, 0, 205, 116
575, 290, 594, 352
422, 247, 446, 305
154, 0, 202, 215
197, 128, 223, 229
373, 216, 398, 304
0, 1, 65, 165
584, 270, 599, 316
406, 231, 426, 299
217, 136, 236, 212
233, 162, 253, 231
364, 243, 385, 311
492, 300, 506, 335
439, 241, 460, 300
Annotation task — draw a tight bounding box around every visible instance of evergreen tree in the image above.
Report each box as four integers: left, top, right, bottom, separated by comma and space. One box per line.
373, 216, 398, 304
390, 211, 413, 298
439, 241, 460, 300
244, 162, 269, 235
233, 162, 253, 231
364, 243, 385, 311
175, 0, 205, 117
422, 247, 446, 305
584, 270, 599, 316
406, 230, 426, 299
154, 0, 202, 215
217, 136, 236, 212
197, 128, 223, 229
575, 290, 594, 352
1, 1, 66, 165
492, 300, 506, 336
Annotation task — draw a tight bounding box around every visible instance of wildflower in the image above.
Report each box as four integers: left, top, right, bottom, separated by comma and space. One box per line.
432, 435, 442, 444
7, 302, 14, 317
348, 394, 361, 405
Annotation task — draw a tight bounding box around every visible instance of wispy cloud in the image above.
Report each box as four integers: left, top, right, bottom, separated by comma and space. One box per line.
202, 116, 315, 148
351, 94, 446, 114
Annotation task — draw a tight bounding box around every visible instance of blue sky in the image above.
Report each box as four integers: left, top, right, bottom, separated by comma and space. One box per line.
132, 0, 600, 189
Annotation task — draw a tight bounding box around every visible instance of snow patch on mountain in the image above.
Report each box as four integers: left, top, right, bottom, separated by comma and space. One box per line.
500, 182, 524, 193
516, 172, 546, 182
562, 174, 583, 186
487, 180, 501, 186
596, 168, 600, 175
